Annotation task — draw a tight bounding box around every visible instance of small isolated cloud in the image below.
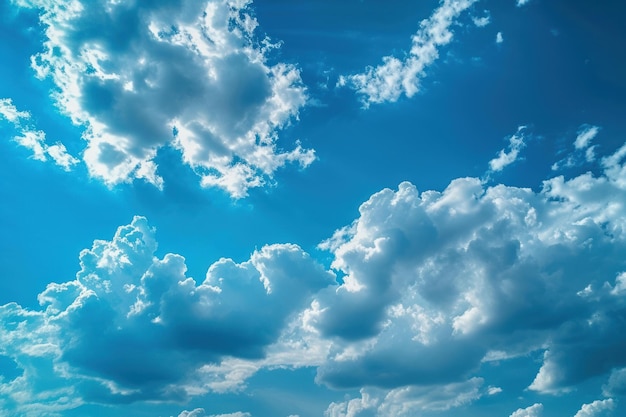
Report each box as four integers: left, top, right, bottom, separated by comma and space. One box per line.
14, 0, 314, 197
496, 31, 504, 44
0, 98, 78, 170
178, 410, 251, 417
517, 0, 531, 7
573, 399, 615, 417
574, 125, 600, 150
338, 0, 477, 106
488, 126, 526, 173
509, 403, 543, 417
472, 11, 491, 27
552, 124, 601, 171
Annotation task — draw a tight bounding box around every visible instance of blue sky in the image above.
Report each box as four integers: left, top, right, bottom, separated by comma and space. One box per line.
1, 0, 626, 416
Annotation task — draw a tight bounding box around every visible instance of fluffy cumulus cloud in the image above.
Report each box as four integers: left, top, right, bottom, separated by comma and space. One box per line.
573, 399, 615, 417
0, 217, 334, 414
5, 128, 626, 414
0, 98, 78, 170
509, 403, 543, 417
13, 0, 313, 197
311, 134, 626, 395
338, 0, 477, 106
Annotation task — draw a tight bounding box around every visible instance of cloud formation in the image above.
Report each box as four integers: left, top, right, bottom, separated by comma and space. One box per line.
14, 0, 314, 197
4, 126, 626, 414
509, 403, 543, 417
0, 217, 333, 414
0, 98, 78, 170
573, 399, 615, 417
338, 0, 477, 106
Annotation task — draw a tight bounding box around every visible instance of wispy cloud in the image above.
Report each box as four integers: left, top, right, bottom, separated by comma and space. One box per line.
552, 124, 600, 171
338, 0, 477, 106
516, 0, 531, 7
0, 98, 78, 170
487, 126, 526, 173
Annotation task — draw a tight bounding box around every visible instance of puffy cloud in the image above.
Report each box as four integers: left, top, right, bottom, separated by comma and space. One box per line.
573, 399, 615, 417
0, 216, 334, 413
338, 0, 477, 106
324, 378, 487, 417
496, 31, 504, 44
509, 403, 543, 417
0, 98, 78, 170
488, 126, 526, 173
310, 136, 626, 392
516, 0, 531, 7
5, 126, 626, 413
14, 0, 313, 197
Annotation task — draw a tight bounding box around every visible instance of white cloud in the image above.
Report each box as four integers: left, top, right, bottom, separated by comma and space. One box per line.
0, 217, 334, 412
552, 124, 601, 171
573, 399, 615, 417
574, 125, 600, 150
603, 367, 626, 396
325, 378, 487, 417
516, 0, 531, 7
0, 98, 79, 170
6, 127, 626, 412
472, 12, 491, 27
488, 126, 526, 173
496, 31, 504, 44
338, 0, 477, 106
313, 135, 626, 392
509, 403, 543, 417
14, 0, 313, 197
177, 410, 251, 417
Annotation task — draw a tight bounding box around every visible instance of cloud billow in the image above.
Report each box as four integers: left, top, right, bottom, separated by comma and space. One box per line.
4, 131, 626, 415
15, 0, 314, 197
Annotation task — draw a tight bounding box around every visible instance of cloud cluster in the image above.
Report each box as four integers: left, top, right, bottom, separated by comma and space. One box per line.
0, 217, 333, 414
338, 0, 477, 106
311, 147, 626, 393
14, 0, 313, 197
4, 128, 626, 414
0, 98, 78, 170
